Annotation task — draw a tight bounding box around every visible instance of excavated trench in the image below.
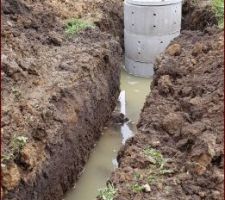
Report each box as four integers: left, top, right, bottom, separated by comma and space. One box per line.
65, 70, 152, 200
65, 2, 222, 200
1, 0, 222, 200
64, 2, 222, 200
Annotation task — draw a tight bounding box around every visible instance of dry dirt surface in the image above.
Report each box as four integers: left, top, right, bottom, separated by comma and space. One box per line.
109, 28, 224, 200
1, 0, 123, 199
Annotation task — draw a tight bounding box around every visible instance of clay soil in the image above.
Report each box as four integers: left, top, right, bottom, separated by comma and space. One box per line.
1, 0, 123, 199
109, 28, 224, 200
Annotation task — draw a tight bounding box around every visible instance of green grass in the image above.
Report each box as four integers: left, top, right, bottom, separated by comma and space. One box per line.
159, 168, 174, 175
147, 175, 157, 185
130, 183, 144, 193
212, 0, 224, 28
65, 19, 95, 36
1, 136, 28, 165
98, 184, 117, 200
133, 172, 141, 180
143, 147, 166, 169
12, 136, 28, 154
1, 153, 14, 165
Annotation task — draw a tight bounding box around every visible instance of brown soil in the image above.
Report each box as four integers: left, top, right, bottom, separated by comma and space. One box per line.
46, 0, 124, 46
108, 28, 224, 200
182, 0, 217, 31
2, 0, 224, 200
1, 0, 123, 199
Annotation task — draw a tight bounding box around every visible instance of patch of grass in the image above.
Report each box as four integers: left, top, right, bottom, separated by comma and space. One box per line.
12, 136, 28, 154
98, 183, 117, 200
143, 147, 166, 169
130, 183, 144, 193
159, 168, 174, 175
147, 175, 157, 185
1, 153, 14, 165
133, 172, 141, 181
212, 0, 224, 28
65, 19, 95, 36
1, 136, 28, 165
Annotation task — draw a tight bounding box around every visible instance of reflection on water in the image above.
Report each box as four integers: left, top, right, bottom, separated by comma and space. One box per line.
119, 90, 133, 144
64, 69, 152, 200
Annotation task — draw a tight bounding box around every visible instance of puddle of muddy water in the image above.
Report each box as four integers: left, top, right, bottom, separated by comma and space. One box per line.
64, 69, 152, 200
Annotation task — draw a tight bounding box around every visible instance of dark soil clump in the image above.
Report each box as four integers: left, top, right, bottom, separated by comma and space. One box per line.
182, 0, 217, 31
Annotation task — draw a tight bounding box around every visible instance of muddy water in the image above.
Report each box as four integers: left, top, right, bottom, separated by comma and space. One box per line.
64, 69, 152, 200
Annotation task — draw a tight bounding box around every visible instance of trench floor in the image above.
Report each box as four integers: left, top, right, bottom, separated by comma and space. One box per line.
64, 69, 152, 200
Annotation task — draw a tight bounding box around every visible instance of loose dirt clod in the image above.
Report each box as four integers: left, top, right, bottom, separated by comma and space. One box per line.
166, 44, 182, 56
2, 164, 21, 191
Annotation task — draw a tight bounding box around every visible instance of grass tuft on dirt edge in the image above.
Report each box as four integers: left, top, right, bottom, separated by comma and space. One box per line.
212, 0, 224, 28
98, 183, 117, 200
65, 19, 95, 36
1, 136, 28, 166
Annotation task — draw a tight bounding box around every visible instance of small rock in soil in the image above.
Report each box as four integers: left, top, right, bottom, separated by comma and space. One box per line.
157, 75, 173, 95
2, 163, 21, 190
20, 143, 37, 170
166, 44, 182, 56
192, 42, 204, 56
111, 112, 129, 124
143, 184, 151, 192
48, 31, 63, 46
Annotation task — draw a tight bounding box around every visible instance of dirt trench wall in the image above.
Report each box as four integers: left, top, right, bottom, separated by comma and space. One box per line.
2, 32, 122, 200
109, 28, 224, 200
1, 0, 123, 199
97, 1, 224, 200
